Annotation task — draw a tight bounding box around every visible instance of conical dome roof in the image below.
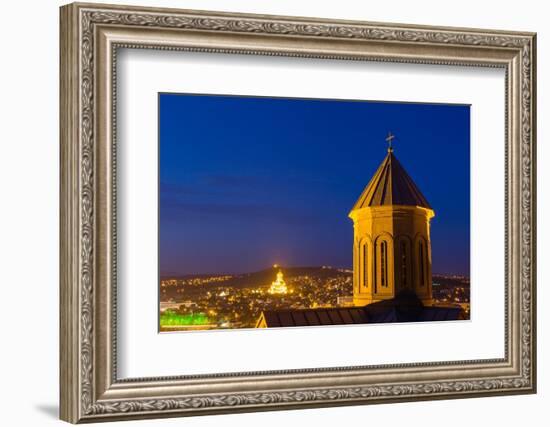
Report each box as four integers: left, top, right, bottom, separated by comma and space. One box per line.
350, 149, 432, 212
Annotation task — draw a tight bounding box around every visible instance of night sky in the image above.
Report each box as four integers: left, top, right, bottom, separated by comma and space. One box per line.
159, 93, 470, 277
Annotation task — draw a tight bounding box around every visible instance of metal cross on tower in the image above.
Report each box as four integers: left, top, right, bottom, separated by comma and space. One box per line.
386, 131, 395, 152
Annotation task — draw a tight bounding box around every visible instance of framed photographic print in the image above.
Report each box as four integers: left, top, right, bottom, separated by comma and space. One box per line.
60, 2, 537, 423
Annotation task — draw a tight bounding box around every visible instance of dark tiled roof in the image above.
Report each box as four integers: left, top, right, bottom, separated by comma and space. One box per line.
351, 151, 432, 211
258, 294, 465, 328
259, 307, 369, 327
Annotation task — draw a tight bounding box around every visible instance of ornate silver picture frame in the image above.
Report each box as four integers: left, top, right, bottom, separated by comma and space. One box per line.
60, 2, 536, 423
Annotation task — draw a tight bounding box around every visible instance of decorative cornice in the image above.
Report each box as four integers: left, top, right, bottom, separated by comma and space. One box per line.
84, 9, 531, 48
79, 8, 95, 414
87, 376, 529, 415
520, 41, 534, 388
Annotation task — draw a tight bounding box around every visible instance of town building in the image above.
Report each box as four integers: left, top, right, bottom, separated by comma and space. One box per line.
268, 270, 288, 294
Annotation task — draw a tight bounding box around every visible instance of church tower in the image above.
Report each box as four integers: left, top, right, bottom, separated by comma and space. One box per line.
349, 134, 435, 307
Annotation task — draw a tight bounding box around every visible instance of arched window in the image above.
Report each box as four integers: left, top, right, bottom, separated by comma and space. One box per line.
400, 240, 408, 288
363, 243, 368, 288
418, 240, 425, 287
380, 241, 388, 288
353, 244, 361, 293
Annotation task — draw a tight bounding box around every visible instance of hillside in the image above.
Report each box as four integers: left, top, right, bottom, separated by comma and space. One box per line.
163, 266, 351, 289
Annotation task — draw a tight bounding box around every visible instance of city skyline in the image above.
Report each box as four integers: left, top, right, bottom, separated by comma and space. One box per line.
160, 267, 470, 331
159, 93, 470, 277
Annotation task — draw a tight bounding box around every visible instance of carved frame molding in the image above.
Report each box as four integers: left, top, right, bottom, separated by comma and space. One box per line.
60, 2, 536, 423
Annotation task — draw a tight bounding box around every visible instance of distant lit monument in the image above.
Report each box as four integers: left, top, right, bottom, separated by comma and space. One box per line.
349, 133, 435, 306
268, 270, 288, 295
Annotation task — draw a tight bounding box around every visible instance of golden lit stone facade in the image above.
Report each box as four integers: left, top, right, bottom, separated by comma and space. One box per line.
349, 144, 435, 306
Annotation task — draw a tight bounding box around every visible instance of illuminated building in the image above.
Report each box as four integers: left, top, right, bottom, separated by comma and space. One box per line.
337, 296, 355, 307
268, 270, 288, 294
349, 133, 435, 306
254, 136, 467, 329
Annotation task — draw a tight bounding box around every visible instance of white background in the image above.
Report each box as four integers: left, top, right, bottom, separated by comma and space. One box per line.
0, 0, 546, 426
118, 50, 504, 377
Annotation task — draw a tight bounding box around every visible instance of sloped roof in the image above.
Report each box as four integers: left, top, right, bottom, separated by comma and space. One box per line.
350, 150, 432, 211
257, 294, 465, 328
258, 307, 369, 327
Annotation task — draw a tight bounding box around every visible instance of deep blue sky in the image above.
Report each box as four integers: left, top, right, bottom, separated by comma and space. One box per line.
159, 93, 470, 276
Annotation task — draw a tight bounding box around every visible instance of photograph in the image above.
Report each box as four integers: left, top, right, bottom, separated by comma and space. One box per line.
158, 93, 471, 332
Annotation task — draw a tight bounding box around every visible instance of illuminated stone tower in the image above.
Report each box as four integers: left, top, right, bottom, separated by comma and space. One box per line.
349, 133, 435, 306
